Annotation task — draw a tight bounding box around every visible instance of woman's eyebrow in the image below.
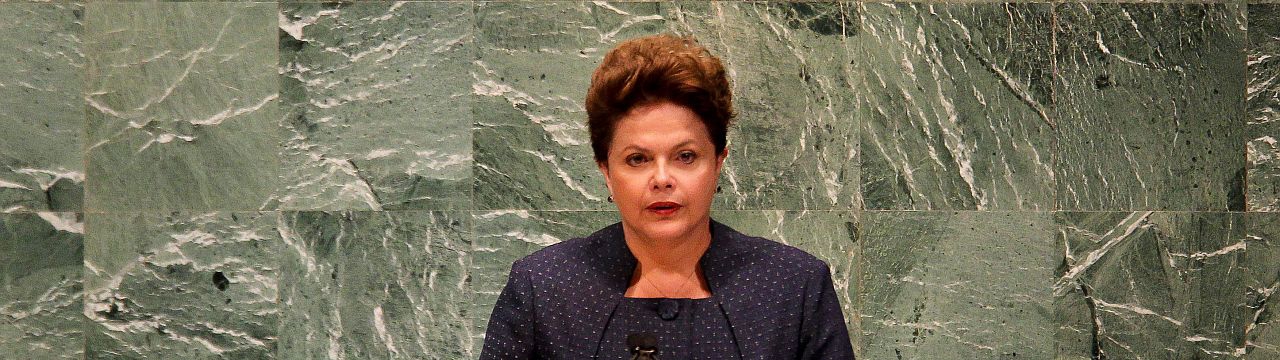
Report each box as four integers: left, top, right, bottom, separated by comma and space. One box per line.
619, 144, 650, 153
619, 140, 696, 153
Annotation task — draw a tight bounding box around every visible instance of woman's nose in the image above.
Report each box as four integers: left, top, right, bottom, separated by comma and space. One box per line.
651, 161, 674, 189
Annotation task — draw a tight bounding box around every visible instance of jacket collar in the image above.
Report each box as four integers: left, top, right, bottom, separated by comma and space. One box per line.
583, 218, 751, 358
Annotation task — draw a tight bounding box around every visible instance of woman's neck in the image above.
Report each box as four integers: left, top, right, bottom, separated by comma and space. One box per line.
622, 221, 713, 273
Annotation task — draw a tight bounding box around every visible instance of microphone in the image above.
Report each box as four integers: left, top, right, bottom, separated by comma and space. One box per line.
626, 333, 659, 360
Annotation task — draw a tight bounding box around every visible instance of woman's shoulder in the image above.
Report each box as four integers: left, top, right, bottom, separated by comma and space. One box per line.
713, 223, 832, 276
507, 223, 622, 276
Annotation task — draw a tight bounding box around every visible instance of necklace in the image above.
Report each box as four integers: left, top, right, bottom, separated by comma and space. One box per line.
641, 267, 698, 298
641, 268, 698, 321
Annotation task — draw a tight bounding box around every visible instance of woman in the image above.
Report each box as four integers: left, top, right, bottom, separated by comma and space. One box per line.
480, 34, 853, 359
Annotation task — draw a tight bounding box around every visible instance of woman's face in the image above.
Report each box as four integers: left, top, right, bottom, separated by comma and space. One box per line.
598, 101, 727, 243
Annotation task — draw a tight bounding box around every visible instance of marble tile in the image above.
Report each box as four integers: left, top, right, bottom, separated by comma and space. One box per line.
84, 3, 281, 212
859, 211, 1055, 359
710, 210, 859, 347
84, 211, 280, 359
1054, 212, 1280, 359
667, 2, 858, 210
1241, 213, 1280, 359
472, 1, 664, 210
470, 210, 619, 355
855, 3, 1056, 211
1248, 3, 1280, 212
0, 3, 84, 213
1054, 3, 1246, 211
277, 211, 472, 360
275, 2, 473, 211
0, 212, 84, 359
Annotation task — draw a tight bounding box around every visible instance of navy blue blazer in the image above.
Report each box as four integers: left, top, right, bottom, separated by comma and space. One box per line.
479, 219, 854, 359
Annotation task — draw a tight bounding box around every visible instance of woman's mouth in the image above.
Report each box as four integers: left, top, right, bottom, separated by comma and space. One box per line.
645, 201, 682, 216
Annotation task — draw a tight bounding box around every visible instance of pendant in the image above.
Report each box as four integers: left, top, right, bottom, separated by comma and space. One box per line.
657, 298, 680, 320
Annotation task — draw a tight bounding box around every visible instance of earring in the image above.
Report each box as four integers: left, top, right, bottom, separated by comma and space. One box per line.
608, 196, 613, 203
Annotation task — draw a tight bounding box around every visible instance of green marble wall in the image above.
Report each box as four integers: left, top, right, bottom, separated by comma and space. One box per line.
1, 1, 1278, 359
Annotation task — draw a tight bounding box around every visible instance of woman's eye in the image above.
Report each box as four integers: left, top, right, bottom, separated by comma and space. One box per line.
678, 151, 697, 163
625, 154, 646, 166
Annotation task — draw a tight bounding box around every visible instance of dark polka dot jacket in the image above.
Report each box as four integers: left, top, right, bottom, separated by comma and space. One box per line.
480, 219, 854, 359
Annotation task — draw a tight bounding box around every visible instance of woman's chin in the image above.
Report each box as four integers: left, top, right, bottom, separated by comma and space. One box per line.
626, 214, 705, 240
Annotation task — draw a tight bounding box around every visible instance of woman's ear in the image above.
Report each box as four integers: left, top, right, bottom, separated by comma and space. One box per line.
715, 148, 729, 173
596, 160, 612, 193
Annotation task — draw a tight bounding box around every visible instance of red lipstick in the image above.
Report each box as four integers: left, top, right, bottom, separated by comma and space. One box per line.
646, 201, 682, 216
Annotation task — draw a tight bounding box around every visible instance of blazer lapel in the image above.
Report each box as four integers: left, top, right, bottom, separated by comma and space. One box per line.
582, 223, 635, 358
701, 220, 755, 359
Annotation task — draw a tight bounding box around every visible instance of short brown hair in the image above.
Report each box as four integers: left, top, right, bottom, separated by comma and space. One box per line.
585, 34, 734, 163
